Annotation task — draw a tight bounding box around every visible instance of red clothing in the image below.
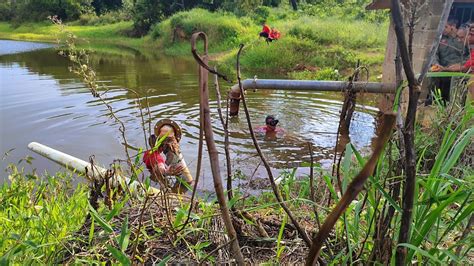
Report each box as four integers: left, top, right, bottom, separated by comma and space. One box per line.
261, 25, 271, 35
143, 150, 165, 170
270, 29, 281, 40
464, 48, 474, 71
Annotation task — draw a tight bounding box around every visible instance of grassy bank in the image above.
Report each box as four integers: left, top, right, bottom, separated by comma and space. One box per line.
0, 7, 388, 79
153, 8, 388, 78
0, 21, 146, 49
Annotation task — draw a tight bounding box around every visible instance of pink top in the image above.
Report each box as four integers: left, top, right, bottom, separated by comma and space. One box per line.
254, 126, 284, 134
143, 150, 165, 170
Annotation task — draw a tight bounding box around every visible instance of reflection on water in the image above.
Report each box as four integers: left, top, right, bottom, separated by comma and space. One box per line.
0, 40, 378, 189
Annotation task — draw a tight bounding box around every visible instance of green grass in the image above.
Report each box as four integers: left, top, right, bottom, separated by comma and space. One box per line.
0, 7, 388, 79
150, 8, 388, 79
0, 21, 145, 48
0, 164, 88, 264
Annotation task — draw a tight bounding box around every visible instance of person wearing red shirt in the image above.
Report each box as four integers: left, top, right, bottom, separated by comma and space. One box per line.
259, 23, 271, 39
143, 133, 184, 188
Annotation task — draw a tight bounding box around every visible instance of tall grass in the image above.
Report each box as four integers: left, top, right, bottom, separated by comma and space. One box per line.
151, 8, 258, 54
150, 8, 387, 78
284, 16, 388, 50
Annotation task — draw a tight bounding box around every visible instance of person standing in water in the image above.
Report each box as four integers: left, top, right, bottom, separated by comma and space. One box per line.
255, 115, 284, 140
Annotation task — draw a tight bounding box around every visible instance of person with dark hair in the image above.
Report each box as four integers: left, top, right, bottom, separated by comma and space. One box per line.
255, 115, 284, 139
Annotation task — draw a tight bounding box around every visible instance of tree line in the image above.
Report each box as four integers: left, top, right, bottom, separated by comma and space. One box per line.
0, 0, 382, 37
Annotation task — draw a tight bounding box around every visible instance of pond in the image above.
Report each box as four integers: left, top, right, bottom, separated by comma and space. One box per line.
0, 40, 379, 190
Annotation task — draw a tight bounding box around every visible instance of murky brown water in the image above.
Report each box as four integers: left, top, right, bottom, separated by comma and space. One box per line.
0, 40, 378, 189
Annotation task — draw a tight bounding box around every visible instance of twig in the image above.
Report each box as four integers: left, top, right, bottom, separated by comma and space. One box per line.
305, 113, 395, 265
308, 143, 321, 230
191, 32, 244, 264
199, 237, 237, 265
191, 45, 233, 84
131, 195, 150, 260
236, 43, 312, 247
213, 68, 234, 201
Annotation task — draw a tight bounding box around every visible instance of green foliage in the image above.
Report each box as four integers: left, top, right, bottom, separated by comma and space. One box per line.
155, 8, 257, 50
0, 165, 88, 264
91, 0, 123, 15
286, 16, 387, 49
2, 0, 93, 23
301, 0, 388, 23
252, 6, 271, 24
73, 9, 130, 26
289, 68, 342, 81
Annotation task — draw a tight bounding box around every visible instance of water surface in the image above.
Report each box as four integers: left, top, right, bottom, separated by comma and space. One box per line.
0, 40, 378, 189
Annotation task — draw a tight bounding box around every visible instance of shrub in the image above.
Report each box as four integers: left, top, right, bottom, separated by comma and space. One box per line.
252, 6, 271, 24
286, 16, 387, 49
74, 10, 129, 25
159, 9, 257, 47
0, 2, 13, 21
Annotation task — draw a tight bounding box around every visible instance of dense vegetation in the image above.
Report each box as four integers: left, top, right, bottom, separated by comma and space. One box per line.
0, 0, 389, 79
1, 0, 472, 264
1, 100, 472, 264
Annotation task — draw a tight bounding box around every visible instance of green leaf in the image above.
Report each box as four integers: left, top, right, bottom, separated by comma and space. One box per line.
392, 83, 405, 112
173, 208, 186, 228
106, 196, 129, 221
88, 204, 113, 234
408, 190, 465, 261
107, 245, 131, 265
276, 214, 287, 259
323, 174, 338, 200
88, 219, 95, 245
157, 254, 172, 265
398, 243, 443, 264
369, 176, 402, 213
426, 72, 472, 78
118, 215, 130, 252
441, 128, 474, 174
350, 143, 365, 165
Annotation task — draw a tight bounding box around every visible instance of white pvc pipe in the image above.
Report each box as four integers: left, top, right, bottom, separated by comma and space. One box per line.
27, 142, 160, 195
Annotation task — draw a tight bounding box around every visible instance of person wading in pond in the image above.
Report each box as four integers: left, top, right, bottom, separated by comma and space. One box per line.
143, 120, 193, 194
255, 115, 284, 140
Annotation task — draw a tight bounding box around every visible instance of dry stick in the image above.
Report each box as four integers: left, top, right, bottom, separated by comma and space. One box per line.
308, 143, 321, 230
191, 32, 245, 265
214, 68, 269, 238
391, 0, 452, 264
200, 237, 237, 265
305, 113, 396, 265
131, 195, 150, 260
332, 65, 361, 195
174, 70, 206, 233
369, 45, 405, 264
235, 43, 312, 247
213, 69, 234, 201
